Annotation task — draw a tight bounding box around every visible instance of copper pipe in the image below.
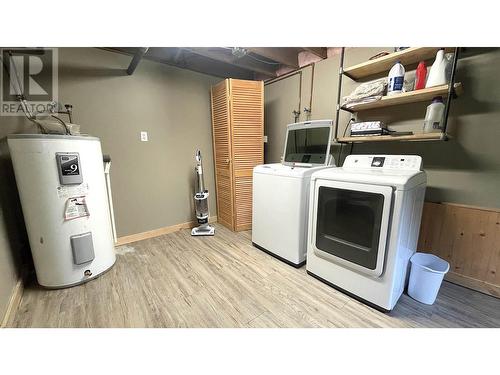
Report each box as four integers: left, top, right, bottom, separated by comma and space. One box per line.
307, 63, 315, 117
265, 70, 302, 123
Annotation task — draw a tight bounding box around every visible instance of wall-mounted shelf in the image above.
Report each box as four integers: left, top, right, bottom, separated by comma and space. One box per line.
343, 47, 455, 80
337, 132, 446, 144
334, 47, 461, 150
342, 82, 463, 112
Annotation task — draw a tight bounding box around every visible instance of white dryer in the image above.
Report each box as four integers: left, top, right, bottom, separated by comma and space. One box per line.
252, 120, 334, 267
306, 155, 426, 311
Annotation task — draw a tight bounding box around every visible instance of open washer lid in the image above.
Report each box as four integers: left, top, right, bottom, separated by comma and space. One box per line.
281, 119, 334, 167
254, 163, 332, 179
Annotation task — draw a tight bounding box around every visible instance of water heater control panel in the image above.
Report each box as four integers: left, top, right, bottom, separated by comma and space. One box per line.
56, 152, 83, 185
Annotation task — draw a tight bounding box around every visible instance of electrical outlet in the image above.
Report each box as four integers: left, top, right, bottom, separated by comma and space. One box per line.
140, 131, 148, 142
263, 135, 268, 143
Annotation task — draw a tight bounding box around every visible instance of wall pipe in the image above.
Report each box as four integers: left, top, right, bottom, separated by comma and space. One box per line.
334, 47, 345, 140
265, 70, 302, 123
303, 63, 315, 119
442, 47, 460, 137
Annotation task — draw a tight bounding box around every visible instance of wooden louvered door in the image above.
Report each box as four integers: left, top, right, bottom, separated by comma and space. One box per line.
211, 78, 264, 232
229, 79, 264, 231
211, 80, 234, 230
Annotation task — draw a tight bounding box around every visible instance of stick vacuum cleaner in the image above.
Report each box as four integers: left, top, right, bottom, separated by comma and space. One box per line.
191, 149, 215, 236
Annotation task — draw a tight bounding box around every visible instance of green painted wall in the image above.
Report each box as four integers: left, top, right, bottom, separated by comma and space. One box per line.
0, 48, 219, 237
0, 48, 219, 315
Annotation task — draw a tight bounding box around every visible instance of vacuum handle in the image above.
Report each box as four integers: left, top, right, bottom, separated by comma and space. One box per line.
195, 150, 205, 193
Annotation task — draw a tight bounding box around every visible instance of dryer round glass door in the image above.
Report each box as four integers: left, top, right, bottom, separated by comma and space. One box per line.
311, 180, 393, 277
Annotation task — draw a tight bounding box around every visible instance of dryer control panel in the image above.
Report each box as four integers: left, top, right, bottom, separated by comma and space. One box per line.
343, 155, 422, 171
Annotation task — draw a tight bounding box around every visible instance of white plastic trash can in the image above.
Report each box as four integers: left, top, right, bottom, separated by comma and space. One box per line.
408, 252, 450, 305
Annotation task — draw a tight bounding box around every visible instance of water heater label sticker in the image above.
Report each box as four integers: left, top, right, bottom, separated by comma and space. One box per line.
64, 196, 89, 221
57, 183, 89, 199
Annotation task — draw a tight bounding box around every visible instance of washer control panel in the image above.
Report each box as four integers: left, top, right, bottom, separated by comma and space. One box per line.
344, 155, 422, 171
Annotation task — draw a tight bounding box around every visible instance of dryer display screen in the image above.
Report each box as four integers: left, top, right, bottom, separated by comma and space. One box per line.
371, 157, 385, 167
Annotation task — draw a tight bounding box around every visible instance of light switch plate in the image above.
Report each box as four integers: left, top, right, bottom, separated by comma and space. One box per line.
140, 131, 148, 142
263, 135, 268, 143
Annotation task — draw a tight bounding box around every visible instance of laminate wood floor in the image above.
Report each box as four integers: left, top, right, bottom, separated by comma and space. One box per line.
10, 224, 500, 328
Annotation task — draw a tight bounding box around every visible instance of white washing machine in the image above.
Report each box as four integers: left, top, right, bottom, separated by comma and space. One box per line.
306, 155, 426, 311
252, 120, 334, 267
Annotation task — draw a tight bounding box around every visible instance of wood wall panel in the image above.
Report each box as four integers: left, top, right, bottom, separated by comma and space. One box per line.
211, 79, 263, 231
418, 202, 500, 298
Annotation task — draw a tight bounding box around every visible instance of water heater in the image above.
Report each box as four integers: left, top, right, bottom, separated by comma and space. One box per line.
8, 134, 116, 288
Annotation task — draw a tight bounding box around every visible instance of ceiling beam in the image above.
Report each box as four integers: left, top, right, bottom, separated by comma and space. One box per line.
126, 47, 148, 75
246, 47, 299, 69
183, 48, 277, 78
303, 47, 327, 59
145, 48, 255, 80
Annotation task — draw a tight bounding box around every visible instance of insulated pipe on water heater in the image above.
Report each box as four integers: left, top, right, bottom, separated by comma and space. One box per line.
103, 154, 117, 244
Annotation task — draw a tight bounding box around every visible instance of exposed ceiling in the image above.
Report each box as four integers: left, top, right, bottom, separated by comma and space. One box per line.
104, 47, 329, 80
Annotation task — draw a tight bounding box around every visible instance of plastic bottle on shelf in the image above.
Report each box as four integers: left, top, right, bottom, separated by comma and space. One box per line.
414, 61, 427, 90
387, 60, 405, 96
423, 97, 445, 133
426, 49, 447, 88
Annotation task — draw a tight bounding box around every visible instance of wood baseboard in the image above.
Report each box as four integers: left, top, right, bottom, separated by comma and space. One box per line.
116, 216, 218, 246
445, 272, 500, 299
1, 278, 24, 328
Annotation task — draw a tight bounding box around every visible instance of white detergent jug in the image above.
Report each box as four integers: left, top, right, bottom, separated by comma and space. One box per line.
426, 49, 447, 88
423, 97, 445, 133
387, 60, 405, 95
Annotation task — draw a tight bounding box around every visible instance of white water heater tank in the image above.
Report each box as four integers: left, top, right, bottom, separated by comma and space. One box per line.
8, 134, 116, 288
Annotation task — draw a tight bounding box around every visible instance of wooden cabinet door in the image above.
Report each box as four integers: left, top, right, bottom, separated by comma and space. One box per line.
229, 79, 264, 231
211, 80, 235, 230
